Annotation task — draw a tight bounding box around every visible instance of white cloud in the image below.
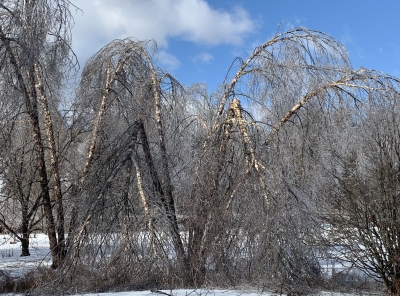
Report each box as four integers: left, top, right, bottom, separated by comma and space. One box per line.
193, 52, 214, 63
158, 50, 181, 71
70, 0, 255, 67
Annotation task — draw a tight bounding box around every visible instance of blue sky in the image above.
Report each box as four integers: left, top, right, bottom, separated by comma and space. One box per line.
70, 0, 400, 93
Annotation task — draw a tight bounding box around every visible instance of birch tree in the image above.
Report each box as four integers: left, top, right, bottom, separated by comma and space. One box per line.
0, 0, 76, 266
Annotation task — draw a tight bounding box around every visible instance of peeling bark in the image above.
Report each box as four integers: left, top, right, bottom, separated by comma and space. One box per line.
131, 149, 157, 255
230, 98, 271, 206
34, 62, 66, 259
1, 31, 59, 267
140, 50, 190, 283
69, 60, 125, 236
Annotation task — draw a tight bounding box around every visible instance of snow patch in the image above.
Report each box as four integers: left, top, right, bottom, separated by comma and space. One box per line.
0, 233, 51, 278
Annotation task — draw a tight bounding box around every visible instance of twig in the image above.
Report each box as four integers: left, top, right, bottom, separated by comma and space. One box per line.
151, 290, 174, 296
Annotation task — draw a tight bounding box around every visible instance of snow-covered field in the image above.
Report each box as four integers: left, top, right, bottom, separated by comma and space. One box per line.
0, 233, 51, 278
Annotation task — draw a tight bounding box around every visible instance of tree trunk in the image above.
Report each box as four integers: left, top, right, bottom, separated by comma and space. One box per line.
122, 164, 133, 251
34, 62, 66, 260
384, 275, 400, 296
395, 278, 400, 296
138, 118, 191, 284
68, 60, 125, 236
20, 212, 30, 257
4, 41, 60, 267
231, 98, 271, 206
26, 70, 60, 268
71, 121, 142, 260
130, 144, 156, 254
20, 236, 30, 257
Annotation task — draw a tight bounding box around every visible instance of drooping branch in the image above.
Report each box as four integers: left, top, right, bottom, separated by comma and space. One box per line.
264, 76, 353, 145
72, 121, 142, 260
218, 27, 350, 116
0, 214, 22, 241
138, 118, 187, 266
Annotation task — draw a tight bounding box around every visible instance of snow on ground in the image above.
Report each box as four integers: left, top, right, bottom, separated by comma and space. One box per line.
0, 234, 376, 296
80, 290, 268, 296
0, 233, 51, 278
76, 289, 361, 296
0, 289, 369, 296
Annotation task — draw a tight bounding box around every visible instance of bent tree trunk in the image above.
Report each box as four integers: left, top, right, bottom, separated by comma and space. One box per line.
141, 48, 191, 284
29, 85, 60, 268
34, 62, 66, 260
68, 60, 125, 237
4, 41, 60, 267
138, 118, 191, 284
